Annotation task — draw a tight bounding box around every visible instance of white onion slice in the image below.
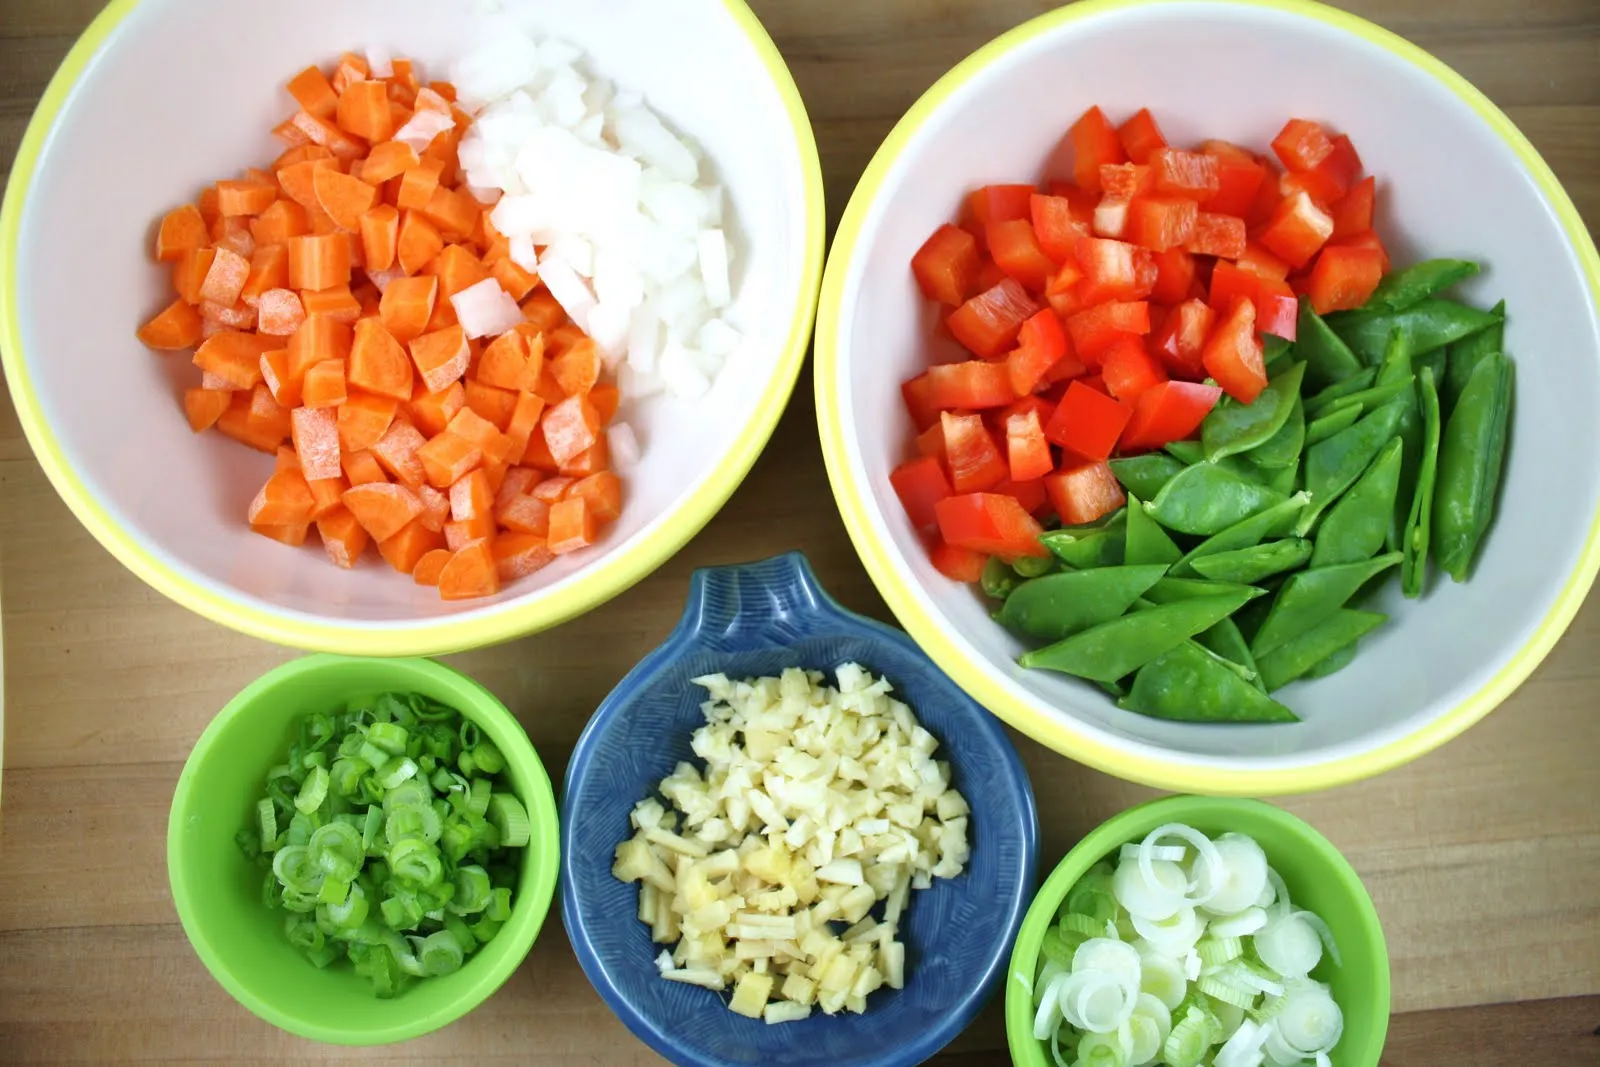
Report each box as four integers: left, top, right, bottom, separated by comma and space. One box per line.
1060, 970, 1136, 1034
1265, 867, 1292, 917
1140, 823, 1225, 908
536, 254, 597, 331
1204, 833, 1270, 916
1071, 938, 1142, 990
1130, 992, 1172, 1066
1034, 959, 1067, 1006
1114, 857, 1188, 921
697, 228, 731, 308
395, 108, 454, 152
1209, 906, 1269, 939
1032, 971, 1070, 1040
1134, 948, 1187, 1011
1214, 1018, 1269, 1067
1131, 905, 1204, 955
1293, 909, 1343, 968
450, 278, 525, 339
1254, 913, 1323, 978
1275, 986, 1344, 1054
1121, 843, 1185, 863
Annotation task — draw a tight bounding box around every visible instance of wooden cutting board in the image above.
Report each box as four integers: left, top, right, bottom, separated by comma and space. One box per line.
0, 1, 1597, 1063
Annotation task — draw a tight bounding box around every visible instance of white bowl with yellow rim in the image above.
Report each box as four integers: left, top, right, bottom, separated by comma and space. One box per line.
815, 0, 1600, 794
0, 0, 823, 656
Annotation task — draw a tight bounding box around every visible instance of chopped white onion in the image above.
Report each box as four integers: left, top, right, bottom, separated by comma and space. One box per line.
1033, 971, 1071, 1040
1134, 947, 1188, 1011
1060, 969, 1136, 1034
1121, 843, 1185, 864
607, 422, 641, 467
394, 108, 454, 152
1204, 833, 1271, 916
1254, 912, 1323, 978
1208, 906, 1270, 940
697, 228, 731, 308
450, 278, 526, 339
1274, 986, 1344, 1055
1141, 823, 1225, 909
1114, 856, 1188, 921
1072, 938, 1142, 991
1131, 905, 1204, 955
535, 253, 597, 332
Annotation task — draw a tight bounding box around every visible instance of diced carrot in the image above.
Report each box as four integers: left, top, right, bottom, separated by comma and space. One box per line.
194, 330, 273, 389
416, 483, 450, 532
378, 519, 445, 574
330, 52, 370, 94
488, 255, 538, 302
182, 387, 232, 431
312, 166, 379, 232
197, 186, 222, 226
301, 284, 362, 323
397, 211, 445, 276
464, 379, 518, 431
551, 337, 600, 396
241, 245, 290, 306
547, 496, 597, 554
286, 313, 352, 378
336, 79, 393, 143
287, 65, 339, 119
438, 539, 500, 600
287, 233, 353, 291
417, 431, 482, 488
426, 243, 490, 298
349, 318, 415, 400
497, 491, 550, 537
559, 438, 609, 478
137, 299, 203, 350
342, 481, 423, 541
448, 468, 493, 521
371, 419, 428, 487
303, 359, 348, 408
421, 188, 480, 240
523, 430, 559, 471
277, 157, 340, 210
342, 448, 387, 485
589, 383, 620, 425
397, 160, 445, 212
249, 200, 310, 250
504, 391, 546, 460
532, 365, 568, 406
216, 391, 280, 452
200, 298, 258, 332
174, 248, 217, 305
570, 471, 623, 523
545, 323, 588, 359
361, 141, 421, 184
424, 287, 460, 331
216, 179, 278, 218
495, 466, 537, 508
247, 382, 293, 444
155, 204, 208, 262
253, 520, 312, 546
410, 325, 473, 397
410, 379, 466, 436
380, 274, 438, 342
260, 348, 302, 407
532, 476, 575, 503
360, 204, 400, 271
272, 145, 335, 173
443, 406, 505, 451
390, 58, 420, 98
248, 467, 316, 525
521, 291, 566, 333
337, 390, 398, 452
307, 474, 346, 519
213, 217, 255, 258
492, 533, 554, 582
198, 246, 250, 307
444, 515, 495, 551
475, 330, 536, 391
291, 406, 341, 480
541, 393, 602, 466
412, 548, 452, 586
274, 444, 303, 473
316, 505, 370, 568
289, 110, 366, 161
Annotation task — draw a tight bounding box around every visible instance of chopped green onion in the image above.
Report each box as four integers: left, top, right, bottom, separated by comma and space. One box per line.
324, 882, 369, 931
385, 804, 443, 846
272, 845, 323, 893
361, 807, 384, 854
1162, 1007, 1212, 1067
309, 821, 364, 882
470, 740, 505, 774
388, 838, 444, 887
294, 765, 329, 814
468, 777, 492, 817
318, 876, 353, 905
487, 886, 512, 922
449, 865, 493, 915
470, 916, 502, 943
488, 793, 531, 847
376, 756, 419, 789
257, 798, 278, 851
330, 758, 370, 797
419, 930, 465, 976
458, 750, 478, 777
367, 721, 409, 756
459, 720, 481, 752
444, 914, 478, 954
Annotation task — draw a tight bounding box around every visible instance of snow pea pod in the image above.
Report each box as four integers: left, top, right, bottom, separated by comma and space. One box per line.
1304, 374, 1414, 422
997, 565, 1170, 643
1433, 352, 1514, 582
1296, 400, 1407, 536
1109, 454, 1187, 500
981, 557, 1021, 600
1250, 552, 1403, 658
1125, 496, 1183, 566
1145, 577, 1266, 605
1263, 334, 1294, 369
1019, 592, 1257, 682
1401, 366, 1442, 597
1304, 367, 1377, 413
1203, 362, 1307, 461
1146, 462, 1289, 536
1040, 511, 1126, 569
1310, 437, 1403, 568
1190, 538, 1314, 585
1119, 641, 1298, 723
1171, 493, 1310, 577
1256, 609, 1389, 691
1363, 259, 1480, 312
1296, 298, 1366, 387
1196, 617, 1266, 692
1304, 402, 1363, 446
1441, 300, 1506, 416
1302, 640, 1358, 680
1164, 439, 1206, 466
1247, 395, 1305, 471
1376, 332, 1423, 549
1327, 298, 1504, 365
1013, 555, 1057, 578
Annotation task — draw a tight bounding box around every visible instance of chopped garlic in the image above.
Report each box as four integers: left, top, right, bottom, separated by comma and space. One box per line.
612, 664, 970, 1022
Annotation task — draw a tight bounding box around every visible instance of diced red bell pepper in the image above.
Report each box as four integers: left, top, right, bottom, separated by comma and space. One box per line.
997, 476, 1049, 515
1100, 163, 1155, 201
1331, 176, 1376, 240
946, 278, 1040, 358
1237, 241, 1291, 281
1006, 309, 1070, 395
1069, 107, 1127, 193
1005, 409, 1055, 481
1119, 380, 1224, 452
973, 259, 1007, 292
1045, 462, 1126, 526
915, 421, 945, 460
1046, 182, 1101, 224
1246, 158, 1286, 227
1329, 228, 1391, 273
912, 224, 982, 306
1099, 335, 1169, 401
1152, 248, 1197, 306
1002, 393, 1055, 425
967, 184, 1036, 228
1150, 297, 1215, 379
1127, 196, 1199, 252
1030, 194, 1089, 263
1185, 213, 1247, 259
1310, 133, 1363, 197
890, 455, 953, 528
1117, 108, 1168, 165
1258, 190, 1335, 268
926, 360, 1013, 410
941, 411, 1008, 492
1307, 245, 1386, 314
1253, 277, 1300, 340
1200, 143, 1267, 217
1203, 296, 1267, 404
1066, 300, 1152, 362
1075, 238, 1158, 304
1093, 197, 1131, 239
1151, 148, 1221, 200
1280, 168, 1344, 211
987, 218, 1058, 292
1044, 380, 1131, 461
1208, 261, 1260, 314
935, 492, 1049, 557
928, 539, 989, 582
901, 373, 941, 431
1271, 118, 1335, 172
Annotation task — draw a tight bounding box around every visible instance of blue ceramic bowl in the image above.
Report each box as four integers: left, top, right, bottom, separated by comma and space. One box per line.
561, 552, 1040, 1067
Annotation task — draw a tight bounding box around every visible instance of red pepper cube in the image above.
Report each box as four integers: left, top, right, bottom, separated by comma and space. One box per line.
1005, 409, 1055, 482
1307, 133, 1363, 197
946, 278, 1040, 359
1200, 143, 1268, 218
1066, 300, 1153, 364
1100, 163, 1155, 201
966, 184, 1036, 227
1253, 277, 1300, 341
1126, 196, 1199, 253
926, 360, 1014, 410
1151, 148, 1221, 200
1093, 197, 1132, 240
889, 455, 954, 529
1151, 248, 1197, 306
1029, 194, 1088, 263
1044, 380, 1131, 461
1117, 108, 1168, 165
1119, 380, 1224, 452
1203, 296, 1268, 404
940, 411, 1008, 493
1271, 118, 1336, 172
928, 539, 989, 582
1006, 309, 1070, 396
1237, 241, 1292, 282
987, 218, 1058, 292
1045, 462, 1126, 527
901, 372, 941, 431
1331, 176, 1377, 240
1330, 229, 1392, 273
1308, 245, 1387, 314
912, 224, 981, 306
1069, 106, 1127, 193
935, 492, 1049, 558
1258, 190, 1336, 268
1099, 335, 1169, 402
1150, 298, 1215, 379
1076, 238, 1158, 304
1185, 213, 1248, 260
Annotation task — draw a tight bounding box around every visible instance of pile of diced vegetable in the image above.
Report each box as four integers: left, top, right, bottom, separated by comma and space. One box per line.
238, 692, 531, 997
890, 107, 1512, 720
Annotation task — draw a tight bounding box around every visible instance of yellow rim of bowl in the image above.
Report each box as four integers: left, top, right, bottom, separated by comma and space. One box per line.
0, 0, 825, 658
815, 0, 1600, 795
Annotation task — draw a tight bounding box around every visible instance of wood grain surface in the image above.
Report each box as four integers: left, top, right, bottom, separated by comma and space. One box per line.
1, 1, 1598, 1064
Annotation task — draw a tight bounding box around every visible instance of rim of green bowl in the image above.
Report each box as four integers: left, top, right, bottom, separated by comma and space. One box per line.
167, 654, 560, 1045
1004, 796, 1390, 1066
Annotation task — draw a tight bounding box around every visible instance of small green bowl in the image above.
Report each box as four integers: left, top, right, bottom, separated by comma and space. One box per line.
1005, 796, 1390, 1066
167, 654, 560, 1045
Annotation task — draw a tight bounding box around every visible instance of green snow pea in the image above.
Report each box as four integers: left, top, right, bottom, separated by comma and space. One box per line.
1304, 403, 1364, 446
1171, 493, 1310, 576
1109, 454, 1187, 500
1263, 334, 1294, 369
1304, 374, 1414, 423
1256, 609, 1389, 691
1246, 395, 1306, 471
1040, 512, 1127, 569
1203, 362, 1307, 462
1441, 300, 1506, 416
1296, 298, 1366, 387
1125, 496, 1183, 566
1376, 332, 1423, 550
981, 557, 1021, 600
1146, 462, 1289, 536
1310, 437, 1403, 567
1304, 367, 1377, 413
1257, 460, 1300, 498
1433, 352, 1514, 582
1302, 640, 1359, 680
1013, 555, 1057, 578
1415, 348, 1447, 399
1145, 577, 1267, 605
1190, 538, 1313, 585
1363, 259, 1480, 313
1019, 592, 1257, 682
1164, 439, 1206, 466
1119, 641, 1298, 723
1401, 365, 1442, 598
1196, 617, 1266, 692
1327, 297, 1504, 365
997, 565, 1169, 643
1296, 400, 1407, 536
1250, 552, 1403, 658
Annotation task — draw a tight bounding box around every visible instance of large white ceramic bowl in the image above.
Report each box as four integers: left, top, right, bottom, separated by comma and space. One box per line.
0, 0, 823, 655
815, 0, 1600, 795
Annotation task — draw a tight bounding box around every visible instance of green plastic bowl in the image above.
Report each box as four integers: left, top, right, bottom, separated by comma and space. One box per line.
1005, 796, 1389, 1066
167, 654, 560, 1045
